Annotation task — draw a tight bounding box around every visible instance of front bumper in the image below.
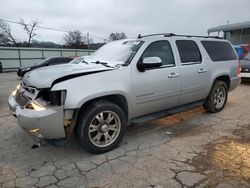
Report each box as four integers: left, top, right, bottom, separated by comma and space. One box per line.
8, 94, 66, 139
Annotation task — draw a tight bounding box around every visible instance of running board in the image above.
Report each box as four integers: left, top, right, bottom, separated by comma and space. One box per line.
131, 100, 204, 124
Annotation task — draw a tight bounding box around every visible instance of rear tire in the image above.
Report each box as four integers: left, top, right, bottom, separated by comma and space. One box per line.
76, 100, 126, 154
203, 80, 228, 113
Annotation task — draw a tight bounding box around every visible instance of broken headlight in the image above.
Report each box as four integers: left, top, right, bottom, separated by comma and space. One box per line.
37, 89, 67, 106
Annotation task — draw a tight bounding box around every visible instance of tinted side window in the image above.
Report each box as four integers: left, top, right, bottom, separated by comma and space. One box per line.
49, 58, 63, 65
62, 57, 72, 63
201, 41, 237, 61
176, 40, 202, 64
141, 41, 175, 66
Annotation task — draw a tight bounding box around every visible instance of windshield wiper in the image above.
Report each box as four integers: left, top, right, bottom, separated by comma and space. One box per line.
81, 60, 89, 64
90, 61, 115, 68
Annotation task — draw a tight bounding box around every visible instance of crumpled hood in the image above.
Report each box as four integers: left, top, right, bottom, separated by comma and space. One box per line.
22, 63, 115, 88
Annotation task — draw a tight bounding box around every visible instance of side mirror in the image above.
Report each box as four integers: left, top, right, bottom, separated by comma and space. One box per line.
137, 57, 162, 72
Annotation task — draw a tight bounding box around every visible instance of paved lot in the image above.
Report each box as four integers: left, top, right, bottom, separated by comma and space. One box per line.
0, 72, 250, 188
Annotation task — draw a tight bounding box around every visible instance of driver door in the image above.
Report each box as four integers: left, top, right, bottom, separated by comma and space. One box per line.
132, 40, 181, 118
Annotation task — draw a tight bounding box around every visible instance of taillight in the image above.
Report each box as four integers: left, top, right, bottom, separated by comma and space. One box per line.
238, 60, 241, 76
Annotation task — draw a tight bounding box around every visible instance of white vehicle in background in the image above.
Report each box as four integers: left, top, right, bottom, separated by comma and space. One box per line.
9, 33, 240, 153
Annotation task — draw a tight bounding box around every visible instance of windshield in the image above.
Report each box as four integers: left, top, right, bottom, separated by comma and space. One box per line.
85, 39, 144, 66
37, 58, 50, 65
69, 57, 87, 64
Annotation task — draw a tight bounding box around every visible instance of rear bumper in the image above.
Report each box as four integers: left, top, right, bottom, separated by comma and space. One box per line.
240, 72, 250, 78
8, 94, 66, 139
229, 77, 241, 92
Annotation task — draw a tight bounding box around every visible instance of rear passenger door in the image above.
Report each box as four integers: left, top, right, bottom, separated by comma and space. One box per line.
175, 40, 210, 105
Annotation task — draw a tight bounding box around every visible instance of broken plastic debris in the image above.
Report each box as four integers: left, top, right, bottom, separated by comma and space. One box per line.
165, 131, 173, 135
31, 143, 40, 149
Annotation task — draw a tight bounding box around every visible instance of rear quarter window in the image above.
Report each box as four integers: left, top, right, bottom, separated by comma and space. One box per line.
201, 41, 237, 61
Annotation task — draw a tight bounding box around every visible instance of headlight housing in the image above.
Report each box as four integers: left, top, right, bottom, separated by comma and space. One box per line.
22, 67, 31, 72
37, 89, 67, 106
50, 90, 67, 106
26, 90, 67, 111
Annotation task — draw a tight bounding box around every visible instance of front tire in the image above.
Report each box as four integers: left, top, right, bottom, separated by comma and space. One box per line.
76, 100, 126, 154
203, 80, 228, 113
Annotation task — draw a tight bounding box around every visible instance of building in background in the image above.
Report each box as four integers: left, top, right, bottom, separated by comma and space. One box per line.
208, 21, 250, 45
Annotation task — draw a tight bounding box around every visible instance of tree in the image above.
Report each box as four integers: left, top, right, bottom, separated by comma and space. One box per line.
64, 30, 86, 48
0, 33, 10, 45
109, 32, 127, 41
32, 40, 62, 48
0, 20, 18, 46
19, 19, 39, 47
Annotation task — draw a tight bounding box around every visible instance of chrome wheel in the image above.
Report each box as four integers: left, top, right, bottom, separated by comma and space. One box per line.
213, 86, 226, 109
88, 111, 121, 147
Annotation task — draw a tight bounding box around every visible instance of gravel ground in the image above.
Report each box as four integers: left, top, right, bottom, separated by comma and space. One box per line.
0, 72, 250, 188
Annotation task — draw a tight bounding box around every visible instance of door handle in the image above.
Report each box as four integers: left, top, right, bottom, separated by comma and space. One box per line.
168, 72, 179, 78
198, 68, 207, 73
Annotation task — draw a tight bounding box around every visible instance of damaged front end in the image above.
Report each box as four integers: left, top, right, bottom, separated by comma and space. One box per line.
8, 83, 75, 139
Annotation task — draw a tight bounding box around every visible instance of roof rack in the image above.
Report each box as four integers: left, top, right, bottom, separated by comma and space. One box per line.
137, 33, 223, 39
137, 33, 175, 38
173, 34, 223, 39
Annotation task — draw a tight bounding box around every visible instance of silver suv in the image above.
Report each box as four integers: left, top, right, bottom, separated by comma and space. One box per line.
9, 33, 241, 153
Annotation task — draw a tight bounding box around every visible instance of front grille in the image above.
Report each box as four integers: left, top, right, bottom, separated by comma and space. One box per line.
15, 90, 30, 108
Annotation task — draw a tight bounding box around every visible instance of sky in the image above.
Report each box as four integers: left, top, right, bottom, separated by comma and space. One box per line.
0, 0, 250, 44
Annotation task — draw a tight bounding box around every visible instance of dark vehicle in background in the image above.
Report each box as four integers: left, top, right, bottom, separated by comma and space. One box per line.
17, 57, 73, 77
240, 53, 250, 79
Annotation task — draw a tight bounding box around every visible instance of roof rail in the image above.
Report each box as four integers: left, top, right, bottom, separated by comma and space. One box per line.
137, 33, 175, 39
173, 34, 223, 39
137, 33, 223, 39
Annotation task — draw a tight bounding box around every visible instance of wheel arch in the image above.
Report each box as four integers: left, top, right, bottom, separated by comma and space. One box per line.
204, 75, 229, 113
206, 74, 230, 99
214, 75, 230, 89
77, 94, 129, 122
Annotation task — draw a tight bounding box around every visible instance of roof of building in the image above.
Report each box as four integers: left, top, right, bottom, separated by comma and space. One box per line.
208, 21, 250, 34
